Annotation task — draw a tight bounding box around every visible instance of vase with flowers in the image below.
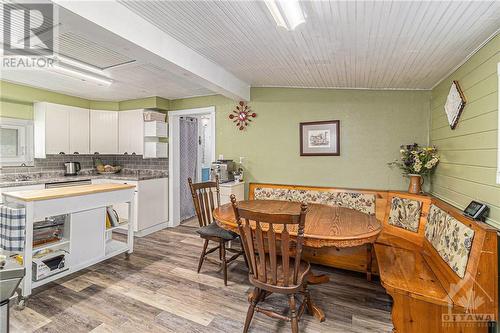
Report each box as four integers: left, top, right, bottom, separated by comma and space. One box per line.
388, 143, 439, 194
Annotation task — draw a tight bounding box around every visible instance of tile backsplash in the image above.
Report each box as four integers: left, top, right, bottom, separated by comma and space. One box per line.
1, 154, 168, 175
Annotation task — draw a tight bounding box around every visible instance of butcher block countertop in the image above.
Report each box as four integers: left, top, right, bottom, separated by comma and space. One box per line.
2, 183, 136, 202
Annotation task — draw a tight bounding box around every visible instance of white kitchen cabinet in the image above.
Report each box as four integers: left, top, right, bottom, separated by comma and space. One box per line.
34, 102, 90, 157
144, 121, 167, 137
0, 184, 45, 204
69, 208, 106, 270
144, 141, 168, 158
90, 110, 118, 154
92, 178, 168, 237
220, 181, 245, 205
119, 109, 144, 155
34, 102, 70, 157
69, 107, 90, 154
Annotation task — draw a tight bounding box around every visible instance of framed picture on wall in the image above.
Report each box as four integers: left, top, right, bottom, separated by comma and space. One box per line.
444, 80, 466, 129
300, 120, 340, 156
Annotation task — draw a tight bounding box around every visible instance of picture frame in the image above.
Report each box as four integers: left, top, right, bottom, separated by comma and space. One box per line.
300, 120, 340, 156
444, 80, 466, 130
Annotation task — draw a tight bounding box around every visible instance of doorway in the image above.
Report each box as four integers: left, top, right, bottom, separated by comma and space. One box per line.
168, 107, 215, 227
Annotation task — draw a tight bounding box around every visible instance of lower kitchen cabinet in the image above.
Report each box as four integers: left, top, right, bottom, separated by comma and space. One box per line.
70, 208, 106, 270
219, 181, 245, 204
92, 178, 168, 237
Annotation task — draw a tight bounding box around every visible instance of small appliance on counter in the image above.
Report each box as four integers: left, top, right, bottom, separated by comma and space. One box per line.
0, 256, 25, 333
64, 161, 81, 176
210, 160, 236, 183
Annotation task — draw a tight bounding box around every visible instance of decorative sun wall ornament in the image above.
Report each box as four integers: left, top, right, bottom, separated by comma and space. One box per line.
229, 101, 257, 130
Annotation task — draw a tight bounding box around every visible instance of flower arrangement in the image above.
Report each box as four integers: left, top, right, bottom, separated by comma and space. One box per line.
389, 143, 439, 176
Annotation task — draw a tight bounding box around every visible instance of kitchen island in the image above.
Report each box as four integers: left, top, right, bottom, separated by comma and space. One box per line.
1, 183, 136, 303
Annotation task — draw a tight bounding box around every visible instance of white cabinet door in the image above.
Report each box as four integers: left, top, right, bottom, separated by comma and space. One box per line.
95, 178, 168, 235
70, 208, 106, 270
137, 178, 168, 231
118, 110, 143, 155
90, 110, 118, 154
69, 107, 90, 154
45, 104, 70, 155
34, 102, 90, 157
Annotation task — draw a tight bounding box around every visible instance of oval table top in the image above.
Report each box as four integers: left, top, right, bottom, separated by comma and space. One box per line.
213, 200, 382, 248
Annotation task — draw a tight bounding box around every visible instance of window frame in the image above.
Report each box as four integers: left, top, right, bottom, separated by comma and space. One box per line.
0, 117, 34, 166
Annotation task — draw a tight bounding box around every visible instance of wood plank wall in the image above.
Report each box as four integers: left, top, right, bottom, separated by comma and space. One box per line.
430, 34, 500, 229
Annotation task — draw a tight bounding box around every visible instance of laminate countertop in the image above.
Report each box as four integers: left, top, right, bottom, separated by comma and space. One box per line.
0, 170, 167, 188
1, 183, 136, 202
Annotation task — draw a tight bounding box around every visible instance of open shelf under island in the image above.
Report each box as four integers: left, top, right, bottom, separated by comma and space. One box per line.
1, 183, 136, 300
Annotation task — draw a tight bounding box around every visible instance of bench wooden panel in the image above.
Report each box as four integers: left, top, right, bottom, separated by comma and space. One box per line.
423, 198, 498, 318
377, 191, 432, 249
375, 243, 450, 306
376, 198, 498, 333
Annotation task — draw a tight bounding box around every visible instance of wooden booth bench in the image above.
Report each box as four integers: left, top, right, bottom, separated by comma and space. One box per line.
248, 183, 499, 332
376, 196, 498, 333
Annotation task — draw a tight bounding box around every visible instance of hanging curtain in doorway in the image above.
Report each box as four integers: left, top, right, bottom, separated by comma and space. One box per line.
179, 117, 198, 222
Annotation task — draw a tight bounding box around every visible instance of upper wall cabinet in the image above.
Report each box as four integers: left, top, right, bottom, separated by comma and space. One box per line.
118, 109, 144, 155
34, 102, 90, 158
69, 107, 90, 155
90, 110, 118, 154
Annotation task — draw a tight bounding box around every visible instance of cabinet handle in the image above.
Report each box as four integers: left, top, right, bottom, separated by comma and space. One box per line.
59, 152, 65, 155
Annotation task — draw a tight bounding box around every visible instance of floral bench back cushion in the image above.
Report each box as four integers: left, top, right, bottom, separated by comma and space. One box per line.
388, 196, 423, 233
253, 187, 376, 215
424, 204, 475, 278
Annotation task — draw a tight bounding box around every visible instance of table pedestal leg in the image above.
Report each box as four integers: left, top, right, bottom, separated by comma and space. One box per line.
306, 272, 329, 322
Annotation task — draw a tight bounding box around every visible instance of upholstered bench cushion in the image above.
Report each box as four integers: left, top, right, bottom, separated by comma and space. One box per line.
197, 222, 239, 240
388, 197, 422, 233
424, 205, 475, 278
253, 187, 376, 215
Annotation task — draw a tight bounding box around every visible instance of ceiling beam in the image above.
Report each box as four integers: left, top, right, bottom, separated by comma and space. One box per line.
53, 0, 250, 101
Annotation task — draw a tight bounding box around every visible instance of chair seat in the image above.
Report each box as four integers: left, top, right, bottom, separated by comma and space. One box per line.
250, 256, 311, 292
197, 222, 239, 241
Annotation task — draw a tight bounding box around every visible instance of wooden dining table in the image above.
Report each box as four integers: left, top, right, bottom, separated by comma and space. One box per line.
213, 199, 382, 322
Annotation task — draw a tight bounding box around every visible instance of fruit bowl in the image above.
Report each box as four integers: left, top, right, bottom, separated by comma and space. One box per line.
96, 165, 122, 174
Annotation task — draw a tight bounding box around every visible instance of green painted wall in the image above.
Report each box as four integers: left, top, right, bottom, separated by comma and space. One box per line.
0, 81, 169, 119
430, 34, 499, 228
171, 88, 431, 190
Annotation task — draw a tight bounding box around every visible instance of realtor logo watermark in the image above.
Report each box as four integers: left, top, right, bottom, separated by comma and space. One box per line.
442, 276, 496, 328
1, 2, 57, 69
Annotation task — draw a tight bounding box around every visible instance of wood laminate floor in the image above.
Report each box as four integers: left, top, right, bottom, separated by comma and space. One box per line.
11, 222, 393, 333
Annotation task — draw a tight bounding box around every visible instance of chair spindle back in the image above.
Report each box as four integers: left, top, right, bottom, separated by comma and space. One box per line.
188, 176, 220, 227
231, 195, 308, 287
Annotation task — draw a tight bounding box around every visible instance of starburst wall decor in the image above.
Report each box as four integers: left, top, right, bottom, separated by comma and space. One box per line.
229, 101, 257, 130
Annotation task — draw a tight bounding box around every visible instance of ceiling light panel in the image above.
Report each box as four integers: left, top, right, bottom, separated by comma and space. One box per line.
58, 32, 134, 69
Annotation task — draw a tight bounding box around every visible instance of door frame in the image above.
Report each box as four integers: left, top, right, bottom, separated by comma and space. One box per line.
168, 106, 216, 227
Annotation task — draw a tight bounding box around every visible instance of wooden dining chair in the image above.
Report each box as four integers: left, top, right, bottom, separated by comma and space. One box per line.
231, 195, 312, 333
188, 176, 245, 286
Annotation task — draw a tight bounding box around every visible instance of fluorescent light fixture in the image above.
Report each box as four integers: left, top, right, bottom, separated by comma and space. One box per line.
56, 55, 105, 75
264, 0, 305, 31
50, 55, 113, 86
51, 63, 113, 86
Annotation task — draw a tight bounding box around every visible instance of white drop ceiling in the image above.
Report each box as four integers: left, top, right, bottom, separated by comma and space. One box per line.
1, 0, 500, 102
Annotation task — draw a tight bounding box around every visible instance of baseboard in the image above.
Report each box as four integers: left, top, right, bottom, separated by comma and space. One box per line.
115, 221, 169, 237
